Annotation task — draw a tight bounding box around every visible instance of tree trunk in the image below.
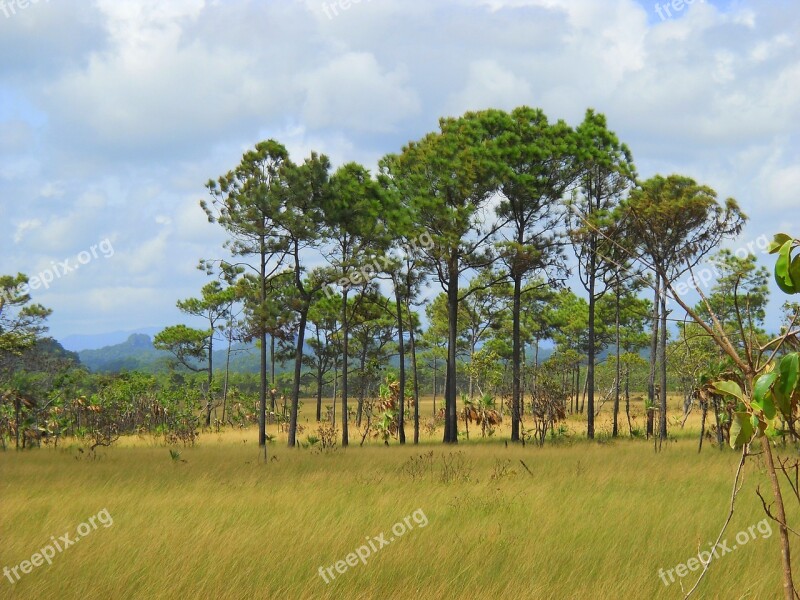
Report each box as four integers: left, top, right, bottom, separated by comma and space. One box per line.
659, 288, 668, 441
269, 333, 275, 415
511, 273, 522, 442
341, 288, 350, 447
331, 362, 337, 427
259, 251, 268, 448
287, 306, 308, 448
533, 339, 539, 406
713, 397, 723, 448
205, 334, 214, 427
521, 344, 527, 417
698, 400, 706, 453
408, 308, 421, 445
270, 335, 276, 415
315, 352, 323, 423
648, 274, 660, 415
587, 243, 597, 439
625, 366, 632, 436
432, 357, 437, 417
14, 398, 20, 450
613, 281, 621, 437
357, 345, 367, 427
222, 327, 233, 424
443, 256, 459, 444
580, 376, 587, 413
395, 282, 406, 445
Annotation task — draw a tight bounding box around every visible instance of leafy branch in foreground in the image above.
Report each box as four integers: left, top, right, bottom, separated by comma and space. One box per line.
683, 233, 800, 599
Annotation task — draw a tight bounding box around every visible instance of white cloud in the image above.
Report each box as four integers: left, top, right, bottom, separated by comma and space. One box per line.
13, 219, 42, 244
449, 60, 533, 115
299, 52, 421, 133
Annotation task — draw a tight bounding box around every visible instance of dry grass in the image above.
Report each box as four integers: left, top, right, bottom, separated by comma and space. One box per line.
1, 395, 796, 599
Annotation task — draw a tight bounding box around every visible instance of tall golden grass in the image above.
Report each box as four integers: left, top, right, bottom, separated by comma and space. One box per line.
0, 395, 795, 599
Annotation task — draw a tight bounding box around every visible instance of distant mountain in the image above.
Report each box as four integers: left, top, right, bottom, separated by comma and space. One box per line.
60, 327, 163, 352
78, 334, 168, 373
77, 333, 286, 375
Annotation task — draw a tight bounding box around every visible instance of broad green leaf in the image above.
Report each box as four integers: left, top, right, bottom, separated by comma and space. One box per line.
779, 353, 800, 398
775, 240, 798, 294
752, 413, 768, 436
713, 380, 745, 403
769, 233, 793, 254
730, 411, 755, 449
791, 254, 800, 291
753, 372, 778, 419
773, 386, 791, 417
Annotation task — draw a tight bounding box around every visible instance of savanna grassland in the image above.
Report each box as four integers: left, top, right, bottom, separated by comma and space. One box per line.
1, 397, 794, 600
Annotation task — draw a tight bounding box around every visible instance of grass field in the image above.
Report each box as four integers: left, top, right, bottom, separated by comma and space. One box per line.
1, 396, 796, 599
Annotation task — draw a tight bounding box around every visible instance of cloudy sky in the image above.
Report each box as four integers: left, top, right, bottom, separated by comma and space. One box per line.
1, 0, 798, 344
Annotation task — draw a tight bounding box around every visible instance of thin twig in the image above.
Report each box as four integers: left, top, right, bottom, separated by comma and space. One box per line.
756, 486, 800, 537
683, 445, 748, 598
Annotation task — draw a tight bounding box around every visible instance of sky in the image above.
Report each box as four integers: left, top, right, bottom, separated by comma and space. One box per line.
0, 0, 798, 344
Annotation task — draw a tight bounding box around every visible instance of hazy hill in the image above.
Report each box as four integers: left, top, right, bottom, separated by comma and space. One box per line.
77, 334, 283, 375
60, 327, 164, 352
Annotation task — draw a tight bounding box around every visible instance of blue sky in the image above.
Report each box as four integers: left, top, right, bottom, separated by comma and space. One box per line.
1, 0, 798, 343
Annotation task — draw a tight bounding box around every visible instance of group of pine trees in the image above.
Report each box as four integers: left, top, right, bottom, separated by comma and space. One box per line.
152, 105, 753, 448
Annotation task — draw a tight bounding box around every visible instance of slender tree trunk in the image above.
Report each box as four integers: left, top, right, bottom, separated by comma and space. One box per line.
270, 335, 276, 415
580, 375, 587, 414
713, 397, 723, 448
659, 288, 668, 441
587, 240, 597, 439
395, 283, 406, 445
222, 327, 232, 424
625, 366, 632, 436
533, 338, 539, 403
521, 344, 527, 417
468, 344, 475, 402
511, 273, 522, 442
444, 257, 459, 444
14, 399, 20, 450
407, 308, 420, 445
315, 350, 323, 423
331, 362, 337, 427
432, 357, 437, 417
287, 306, 309, 448
613, 281, 621, 437
648, 274, 660, 414
205, 334, 214, 427
357, 345, 367, 427
341, 289, 350, 447
259, 251, 268, 448
698, 401, 706, 452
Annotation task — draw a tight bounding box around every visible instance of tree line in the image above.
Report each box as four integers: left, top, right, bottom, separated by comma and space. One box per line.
159, 106, 752, 448
3, 105, 796, 455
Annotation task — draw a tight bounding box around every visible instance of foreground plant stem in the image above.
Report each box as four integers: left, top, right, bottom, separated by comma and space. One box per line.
761, 435, 795, 600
